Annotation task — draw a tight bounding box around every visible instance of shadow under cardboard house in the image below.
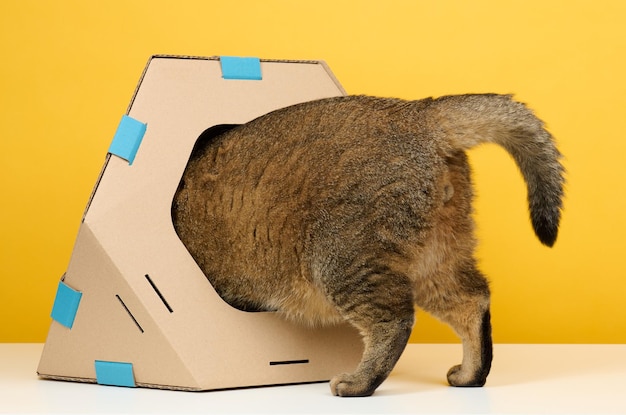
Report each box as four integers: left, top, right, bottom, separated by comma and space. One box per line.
37, 55, 363, 391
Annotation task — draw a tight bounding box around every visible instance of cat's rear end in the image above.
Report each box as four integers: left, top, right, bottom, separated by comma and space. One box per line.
172, 94, 564, 396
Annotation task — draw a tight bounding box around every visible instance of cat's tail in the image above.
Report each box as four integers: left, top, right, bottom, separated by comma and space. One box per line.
426, 94, 565, 247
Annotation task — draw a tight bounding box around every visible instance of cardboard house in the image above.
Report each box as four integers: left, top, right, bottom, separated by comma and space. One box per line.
37, 55, 363, 391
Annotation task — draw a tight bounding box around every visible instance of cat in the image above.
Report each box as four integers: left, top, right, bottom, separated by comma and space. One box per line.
171, 94, 564, 397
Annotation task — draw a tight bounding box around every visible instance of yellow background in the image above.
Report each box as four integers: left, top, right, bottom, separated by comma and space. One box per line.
1, 0, 625, 343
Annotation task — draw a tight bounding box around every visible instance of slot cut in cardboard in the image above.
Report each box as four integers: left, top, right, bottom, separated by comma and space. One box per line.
145, 274, 173, 313
269, 360, 310, 366
115, 295, 144, 334
38, 55, 363, 391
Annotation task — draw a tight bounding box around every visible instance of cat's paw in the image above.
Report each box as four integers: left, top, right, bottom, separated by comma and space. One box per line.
330, 372, 377, 397
446, 364, 487, 387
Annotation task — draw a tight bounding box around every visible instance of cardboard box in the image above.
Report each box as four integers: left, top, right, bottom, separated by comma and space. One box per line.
37, 55, 363, 391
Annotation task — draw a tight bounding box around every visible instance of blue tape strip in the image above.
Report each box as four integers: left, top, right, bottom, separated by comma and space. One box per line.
108, 115, 147, 165
220, 56, 262, 80
50, 280, 82, 329
95, 361, 136, 387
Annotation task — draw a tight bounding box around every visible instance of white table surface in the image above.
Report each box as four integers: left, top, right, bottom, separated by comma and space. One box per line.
1, 343, 624, 414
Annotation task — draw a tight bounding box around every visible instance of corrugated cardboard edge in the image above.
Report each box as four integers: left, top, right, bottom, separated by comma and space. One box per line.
37, 373, 202, 392
38, 373, 329, 392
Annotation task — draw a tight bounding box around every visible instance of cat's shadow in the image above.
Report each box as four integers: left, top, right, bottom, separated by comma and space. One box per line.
379, 344, 623, 396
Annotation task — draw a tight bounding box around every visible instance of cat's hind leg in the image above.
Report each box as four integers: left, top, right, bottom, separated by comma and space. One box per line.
324, 268, 415, 397
424, 264, 492, 387
445, 305, 492, 387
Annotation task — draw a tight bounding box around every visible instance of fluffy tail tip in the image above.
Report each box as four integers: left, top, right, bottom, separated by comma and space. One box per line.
532, 214, 560, 247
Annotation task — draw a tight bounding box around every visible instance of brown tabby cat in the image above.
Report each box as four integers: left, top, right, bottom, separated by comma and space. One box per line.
171, 94, 564, 397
